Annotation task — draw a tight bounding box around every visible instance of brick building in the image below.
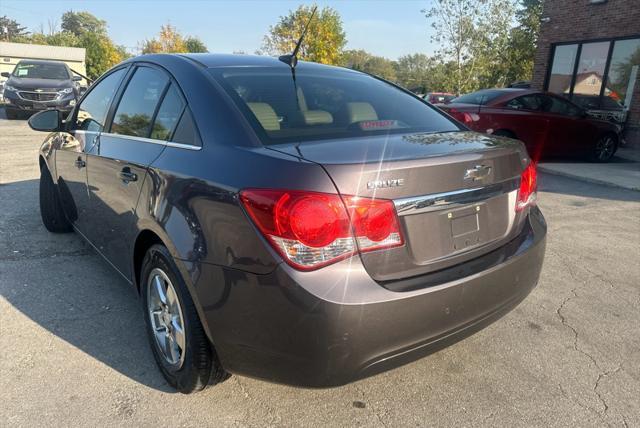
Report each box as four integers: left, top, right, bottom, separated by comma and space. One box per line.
531, 0, 640, 144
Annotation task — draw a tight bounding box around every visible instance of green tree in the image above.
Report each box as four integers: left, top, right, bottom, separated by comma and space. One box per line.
0, 16, 28, 41
395, 53, 438, 91
340, 49, 397, 81
185, 36, 208, 53
340, 49, 372, 71
422, 0, 544, 92
45, 31, 80, 48
142, 24, 186, 53
474, 0, 517, 88
262, 5, 347, 65
363, 56, 397, 81
505, 0, 543, 84
61, 10, 107, 36
81, 32, 127, 80
423, 0, 482, 94
12, 11, 126, 80
142, 24, 207, 54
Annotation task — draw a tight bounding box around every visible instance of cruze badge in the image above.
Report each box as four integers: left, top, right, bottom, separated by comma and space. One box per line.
367, 178, 405, 189
464, 165, 492, 181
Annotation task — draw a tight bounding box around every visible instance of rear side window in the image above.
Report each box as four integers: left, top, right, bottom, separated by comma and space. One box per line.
111, 67, 169, 138
539, 95, 582, 117
507, 95, 542, 111
151, 84, 185, 141
210, 67, 459, 145
172, 109, 201, 146
74, 68, 126, 132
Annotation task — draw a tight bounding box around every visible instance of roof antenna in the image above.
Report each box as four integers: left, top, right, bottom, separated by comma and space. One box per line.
279, 6, 317, 68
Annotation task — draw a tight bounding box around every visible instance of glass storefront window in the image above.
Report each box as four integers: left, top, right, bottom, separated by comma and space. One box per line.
546, 37, 639, 118
547, 44, 578, 95
571, 41, 610, 109
605, 38, 640, 109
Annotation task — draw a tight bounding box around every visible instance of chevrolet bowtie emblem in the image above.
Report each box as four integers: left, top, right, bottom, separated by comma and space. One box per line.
464, 165, 492, 181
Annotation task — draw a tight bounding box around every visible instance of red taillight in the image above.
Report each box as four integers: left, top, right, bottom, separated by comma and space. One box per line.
447, 108, 477, 124
516, 162, 537, 212
240, 189, 404, 270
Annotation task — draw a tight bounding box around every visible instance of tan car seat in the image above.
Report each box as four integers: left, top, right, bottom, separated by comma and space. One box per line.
247, 102, 280, 131
297, 87, 333, 125
345, 102, 378, 124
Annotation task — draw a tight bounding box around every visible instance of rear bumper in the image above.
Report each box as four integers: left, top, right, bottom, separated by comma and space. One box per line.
190, 207, 546, 387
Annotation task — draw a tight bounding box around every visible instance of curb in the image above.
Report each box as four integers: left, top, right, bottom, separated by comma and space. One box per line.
538, 165, 640, 192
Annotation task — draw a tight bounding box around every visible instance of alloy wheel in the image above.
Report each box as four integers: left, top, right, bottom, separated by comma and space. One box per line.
595, 136, 615, 161
147, 268, 186, 368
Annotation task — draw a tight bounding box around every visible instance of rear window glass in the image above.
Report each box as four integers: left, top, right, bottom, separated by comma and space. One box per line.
209, 67, 459, 144
453, 90, 506, 105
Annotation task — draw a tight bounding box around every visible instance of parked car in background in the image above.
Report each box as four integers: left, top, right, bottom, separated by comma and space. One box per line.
424, 92, 456, 104
438, 88, 622, 162
1, 59, 82, 120
28, 54, 546, 393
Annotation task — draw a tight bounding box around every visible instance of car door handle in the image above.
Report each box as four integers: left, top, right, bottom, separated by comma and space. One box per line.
119, 168, 137, 183
74, 158, 86, 169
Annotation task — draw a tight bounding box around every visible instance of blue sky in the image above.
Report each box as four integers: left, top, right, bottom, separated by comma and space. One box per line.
2, 0, 437, 59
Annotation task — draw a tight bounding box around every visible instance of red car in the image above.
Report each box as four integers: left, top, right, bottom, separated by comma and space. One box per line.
438, 89, 622, 162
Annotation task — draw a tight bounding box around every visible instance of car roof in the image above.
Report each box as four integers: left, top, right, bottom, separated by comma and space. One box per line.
129, 53, 360, 75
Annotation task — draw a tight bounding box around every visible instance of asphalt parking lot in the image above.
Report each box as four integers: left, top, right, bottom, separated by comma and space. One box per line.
1, 113, 639, 427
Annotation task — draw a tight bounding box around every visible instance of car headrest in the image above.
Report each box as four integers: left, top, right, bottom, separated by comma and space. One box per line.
247, 102, 280, 131
296, 87, 309, 111
345, 102, 378, 124
301, 110, 333, 125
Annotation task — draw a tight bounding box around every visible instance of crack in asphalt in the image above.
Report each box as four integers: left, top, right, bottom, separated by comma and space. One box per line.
552, 250, 627, 423
594, 366, 621, 417
557, 383, 600, 418
622, 414, 629, 428
354, 384, 388, 428
232, 376, 282, 426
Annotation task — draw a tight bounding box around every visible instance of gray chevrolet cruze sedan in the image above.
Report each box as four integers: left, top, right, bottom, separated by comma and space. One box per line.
29, 54, 546, 393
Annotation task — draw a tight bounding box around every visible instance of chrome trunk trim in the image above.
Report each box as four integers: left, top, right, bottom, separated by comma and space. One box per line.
394, 178, 520, 216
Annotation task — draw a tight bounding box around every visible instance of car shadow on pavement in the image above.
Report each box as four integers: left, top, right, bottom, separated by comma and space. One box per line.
0, 179, 176, 393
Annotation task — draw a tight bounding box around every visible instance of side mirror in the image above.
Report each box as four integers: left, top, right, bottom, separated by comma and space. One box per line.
72, 75, 82, 82
28, 109, 63, 132
1, 72, 10, 78
78, 86, 88, 95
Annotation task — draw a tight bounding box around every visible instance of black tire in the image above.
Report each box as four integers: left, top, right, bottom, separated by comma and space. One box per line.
591, 134, 617, 163
5, 108, 19, 120
39, 166, 73, 233
141, 244, 228, 393
493, 129, 516, 139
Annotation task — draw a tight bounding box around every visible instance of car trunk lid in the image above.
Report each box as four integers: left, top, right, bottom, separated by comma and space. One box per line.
269, 131, 530, 281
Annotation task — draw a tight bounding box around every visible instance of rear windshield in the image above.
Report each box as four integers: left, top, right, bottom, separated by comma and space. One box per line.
453, 89, 506, 105
13, 62, 70, 80
209, 67, 459, 144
